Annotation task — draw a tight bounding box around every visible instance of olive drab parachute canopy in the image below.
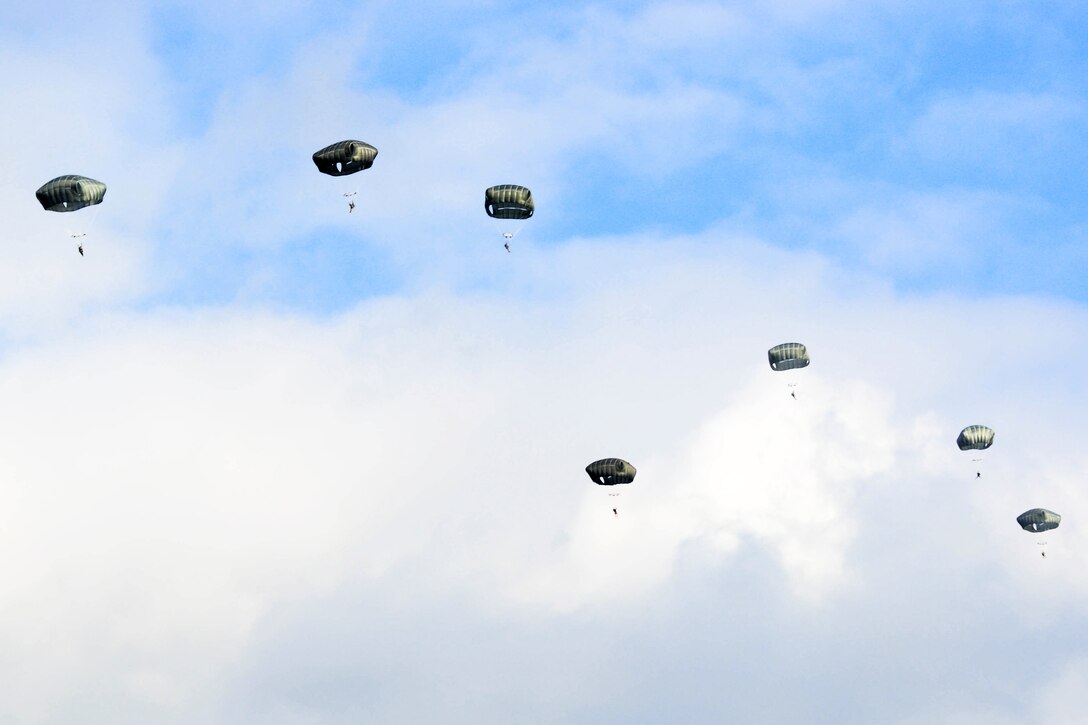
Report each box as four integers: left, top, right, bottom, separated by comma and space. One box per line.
1017, 508, 1061, 533
1019, 508, 1061, 558
769, 343, 809, 400
958, 425, 994, 480
314, 140, 377, 213
586, 458, 636, 486
37, 175, 107, 255
312, 140, 378, 176
957, 425, 995, 451
484, 185, 534, 220
768, 343, 810, 371
485, 185, 534, 251
35, 175, 107, 212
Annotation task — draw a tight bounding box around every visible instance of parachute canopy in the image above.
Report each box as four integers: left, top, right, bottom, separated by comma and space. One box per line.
35, 175, 107, 212
957, 425, 995, 451
485, 185, 534, 220
768, 342, 810, 371
1017, 508, 1061, 533
312, 140, 378, 176
586, 458, 636, 486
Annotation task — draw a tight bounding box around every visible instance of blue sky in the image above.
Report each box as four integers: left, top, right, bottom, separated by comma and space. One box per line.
7, 1, 1087, 310
3, 2, 1088, 723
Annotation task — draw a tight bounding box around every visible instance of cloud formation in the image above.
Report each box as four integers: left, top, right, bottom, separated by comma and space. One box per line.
0, 231, 1085, 721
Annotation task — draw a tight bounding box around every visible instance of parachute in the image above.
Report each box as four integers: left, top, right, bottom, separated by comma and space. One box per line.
957, 425, 995, 451
312, 140, 378, 176
35, 175, 107, 212
313, 140, 377, 213
586, 458, 636, 486
484, 185, 534, 220
957, 425, 994, 478
768, 343, 810, 371
37, 175, 107, 254
1017, 508, 1061, 533
485, 185, 534, 251
1018, 508, 1061, 557
768, 342, 809, 398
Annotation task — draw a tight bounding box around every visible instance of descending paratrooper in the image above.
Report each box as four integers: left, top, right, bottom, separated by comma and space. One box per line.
586, 458, 636, 516
484, 184, 534, 252
957, 425, 994, 479
768, 342, 809, 399
1017, 508, 1061, 557
313, 140, 377, 213
35, 175, 107, 256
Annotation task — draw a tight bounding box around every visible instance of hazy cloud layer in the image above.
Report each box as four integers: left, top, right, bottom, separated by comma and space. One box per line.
0, 235, 1086, 721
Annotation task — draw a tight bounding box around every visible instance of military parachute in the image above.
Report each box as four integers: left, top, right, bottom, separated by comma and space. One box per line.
768, 342, 809, 399
1018, 508, 1061, 557
586, 458, 636, 486
484, 184, 534, 252
586, 458, 636, 516
956, 425, 994, 451
36, 175, 106, 212
312, 140, 377, 176
957, 425, 994, 479
313, 140, 377, 212
1017, 508, 1061, 533
768, 343, 810, 371
36, 175, 107, 255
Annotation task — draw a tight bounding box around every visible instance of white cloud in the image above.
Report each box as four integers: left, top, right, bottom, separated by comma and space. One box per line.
516, 372, 899, 610
0, 232, 1084, 720
831, 190, 1016, 272
901, 90, 1087, 170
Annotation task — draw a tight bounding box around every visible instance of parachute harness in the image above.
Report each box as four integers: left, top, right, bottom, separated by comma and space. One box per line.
496, 221, 523, 249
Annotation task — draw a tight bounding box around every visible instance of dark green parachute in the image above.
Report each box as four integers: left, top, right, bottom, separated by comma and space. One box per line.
312, 140, 378, 176
484, 185, 534, 220
957, 425, 995, 451
36, 175, 107, 212
768, 342, 810, 371
586, 458, 636, 486
1017, 508, 1061, 533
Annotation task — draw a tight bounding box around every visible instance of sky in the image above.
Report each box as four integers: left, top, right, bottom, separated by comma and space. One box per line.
2, 1, 1088, 722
